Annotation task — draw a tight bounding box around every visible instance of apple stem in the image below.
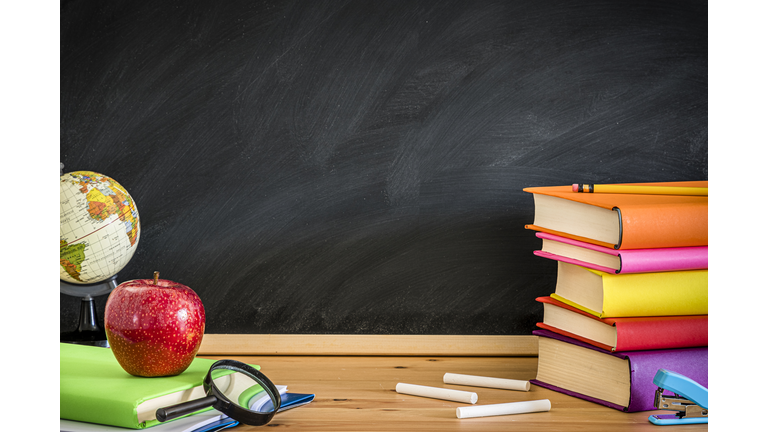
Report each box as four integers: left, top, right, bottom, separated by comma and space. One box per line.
153, 271, 159, 285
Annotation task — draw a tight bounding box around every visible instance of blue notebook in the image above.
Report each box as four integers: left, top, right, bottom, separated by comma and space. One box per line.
189, 392, 315, 432
252, 392, 316, 412
190, 417, 238, 432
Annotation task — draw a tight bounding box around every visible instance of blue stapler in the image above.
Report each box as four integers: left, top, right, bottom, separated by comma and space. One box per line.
648, 369, 708, 426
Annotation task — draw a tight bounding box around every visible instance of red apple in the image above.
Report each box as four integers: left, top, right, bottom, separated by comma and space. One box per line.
104, 271, 205, 377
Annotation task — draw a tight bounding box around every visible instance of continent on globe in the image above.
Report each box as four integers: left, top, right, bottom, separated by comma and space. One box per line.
78, 174, 140, 245
60, 239, 86, 282
60, 171, 141, 285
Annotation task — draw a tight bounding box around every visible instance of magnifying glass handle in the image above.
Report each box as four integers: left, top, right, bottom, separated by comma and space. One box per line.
156, 395, 219, 422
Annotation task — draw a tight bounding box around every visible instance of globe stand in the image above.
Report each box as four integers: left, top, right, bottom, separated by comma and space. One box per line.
60, 275, 118, 348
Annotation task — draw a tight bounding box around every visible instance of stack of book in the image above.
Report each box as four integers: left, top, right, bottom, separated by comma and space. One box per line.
523, 181, 708, 412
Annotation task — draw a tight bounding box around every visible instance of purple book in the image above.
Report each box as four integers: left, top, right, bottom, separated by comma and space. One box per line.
531, 329, 708, 412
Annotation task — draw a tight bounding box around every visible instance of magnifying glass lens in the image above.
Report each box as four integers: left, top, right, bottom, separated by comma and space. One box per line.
157, 360, 281, 426
216, 370, 265, 409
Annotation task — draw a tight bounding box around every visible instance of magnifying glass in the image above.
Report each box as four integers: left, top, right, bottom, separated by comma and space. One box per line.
156, 359, 282, 427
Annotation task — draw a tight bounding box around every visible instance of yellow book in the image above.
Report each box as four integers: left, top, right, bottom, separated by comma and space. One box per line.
550, 262, 707, 318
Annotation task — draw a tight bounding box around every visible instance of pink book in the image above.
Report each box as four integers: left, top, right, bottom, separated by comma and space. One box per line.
533, 232, 707, 274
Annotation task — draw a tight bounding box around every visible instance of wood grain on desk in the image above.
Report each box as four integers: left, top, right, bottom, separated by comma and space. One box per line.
198, 355, 707, 431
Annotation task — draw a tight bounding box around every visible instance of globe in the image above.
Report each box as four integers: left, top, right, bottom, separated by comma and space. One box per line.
60, 171, 141, 285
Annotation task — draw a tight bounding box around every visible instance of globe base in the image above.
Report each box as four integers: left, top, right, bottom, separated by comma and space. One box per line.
60, 297, 109, 347
61, 277, 118, 348
60, 329, 109, 348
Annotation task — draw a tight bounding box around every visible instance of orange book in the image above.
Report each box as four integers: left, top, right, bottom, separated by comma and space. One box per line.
524, 181, 707, 249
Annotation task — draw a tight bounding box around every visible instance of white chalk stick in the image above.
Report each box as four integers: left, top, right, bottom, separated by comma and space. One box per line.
395, 383, 478, 404
443, 373, 530, 391
456, 399, 551, 419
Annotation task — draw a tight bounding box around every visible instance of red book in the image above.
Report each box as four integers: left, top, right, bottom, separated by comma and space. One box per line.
535, 296, 707, 352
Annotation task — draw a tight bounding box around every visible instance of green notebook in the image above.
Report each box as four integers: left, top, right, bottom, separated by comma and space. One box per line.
60, 343, 260, 429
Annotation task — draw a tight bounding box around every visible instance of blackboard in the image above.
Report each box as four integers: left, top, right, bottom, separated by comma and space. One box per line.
60, 0, 708, 336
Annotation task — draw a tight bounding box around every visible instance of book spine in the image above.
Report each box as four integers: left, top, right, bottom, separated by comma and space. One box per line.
613, 316, 708, 351
624, 347, 708, 412
601, 269, 708, 317
618, 247, 708, 273
618, 202, 707, 249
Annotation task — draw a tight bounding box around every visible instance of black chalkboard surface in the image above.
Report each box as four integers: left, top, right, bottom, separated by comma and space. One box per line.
60, 0, 707, 336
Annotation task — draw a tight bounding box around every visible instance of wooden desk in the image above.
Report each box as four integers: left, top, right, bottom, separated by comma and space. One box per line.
199, 355, 708, 431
